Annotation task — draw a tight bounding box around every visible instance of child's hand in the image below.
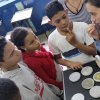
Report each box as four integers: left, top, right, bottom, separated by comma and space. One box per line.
65, 28, 78, 46
67, 61, 82, 70
88, 24, 99, 40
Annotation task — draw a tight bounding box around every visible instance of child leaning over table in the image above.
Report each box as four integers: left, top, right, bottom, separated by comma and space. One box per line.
45, 1, 96, 69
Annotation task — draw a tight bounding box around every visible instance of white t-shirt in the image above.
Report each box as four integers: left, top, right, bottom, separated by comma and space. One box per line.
48, 22, 95, 64
0, 63, 61, 100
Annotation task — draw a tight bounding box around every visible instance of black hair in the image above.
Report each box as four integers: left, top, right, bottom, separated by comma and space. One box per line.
0, 78, 20, 100
11, 27, 29, 51
0, 36, 7, 62
45, 0, 64, 19
86, 0, 100, 8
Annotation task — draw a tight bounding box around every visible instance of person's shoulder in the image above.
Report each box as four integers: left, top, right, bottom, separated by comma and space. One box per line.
18, 62, 35, 74
73, 22, 88, 34
48, 29, 58, 40
73, 22, 88, 25
73, 22, 88, 28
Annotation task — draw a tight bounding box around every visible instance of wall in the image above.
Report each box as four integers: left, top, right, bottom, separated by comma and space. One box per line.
0, 0, 16, 36
0, 0, 54, 36
22, 0, 53, 35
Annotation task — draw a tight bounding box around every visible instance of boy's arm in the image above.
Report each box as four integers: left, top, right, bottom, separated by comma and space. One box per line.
48, 35, 82, 70
65, 28, 96, 56
54, 54, 82, 70
73, 42, 96, 56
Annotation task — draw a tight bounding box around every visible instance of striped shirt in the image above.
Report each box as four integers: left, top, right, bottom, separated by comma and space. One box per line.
58, 0, 91, 24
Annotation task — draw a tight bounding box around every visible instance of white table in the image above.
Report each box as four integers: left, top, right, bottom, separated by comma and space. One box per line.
11, 8, 32, 23
41, 16, 50, 25
11, 8, 36, 32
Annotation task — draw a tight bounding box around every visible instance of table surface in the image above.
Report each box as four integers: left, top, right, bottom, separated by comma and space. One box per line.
0, 0, 15, 7
11, 8, 33, 23
63, 61, 100, 100
41, 16, 50, 25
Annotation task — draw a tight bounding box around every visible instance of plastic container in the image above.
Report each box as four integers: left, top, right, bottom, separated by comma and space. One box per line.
95, 55, 100, 68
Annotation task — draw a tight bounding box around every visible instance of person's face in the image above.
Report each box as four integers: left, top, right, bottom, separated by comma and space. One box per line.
51, 10, 70, 32
86, 3, 100, 25
23, 30, 41, 52
1, 41, 22, 69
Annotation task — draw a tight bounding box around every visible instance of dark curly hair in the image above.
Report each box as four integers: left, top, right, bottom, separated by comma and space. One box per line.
10, 27, 29, 52
0, 78, 21, 100
45, 0, 64, 19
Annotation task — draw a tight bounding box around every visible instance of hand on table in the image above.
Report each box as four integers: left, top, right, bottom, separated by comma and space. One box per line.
67, 61, 82, 70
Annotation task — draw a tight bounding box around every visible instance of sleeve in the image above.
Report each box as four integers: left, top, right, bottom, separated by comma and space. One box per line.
25, 58, 63, 89
83, 23, 95, 45
48, 36, 61, 55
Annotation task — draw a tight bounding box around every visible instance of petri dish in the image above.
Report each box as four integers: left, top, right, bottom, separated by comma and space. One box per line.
69, 72, 81, 82
82, 78, 94, 89
81, 66, 93, 76
89, 86, 100, 98
71, 93, 84, 100
93, 72, 100, 82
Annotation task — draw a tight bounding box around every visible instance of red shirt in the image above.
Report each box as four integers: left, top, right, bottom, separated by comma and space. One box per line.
22, 46, 63, 89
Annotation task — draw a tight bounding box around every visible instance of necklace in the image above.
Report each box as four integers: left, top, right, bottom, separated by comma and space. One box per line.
67, 0, 83, 13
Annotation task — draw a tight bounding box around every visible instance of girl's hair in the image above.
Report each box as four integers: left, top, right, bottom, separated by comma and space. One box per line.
86, 0, 100, 8
11, 27, 29, 51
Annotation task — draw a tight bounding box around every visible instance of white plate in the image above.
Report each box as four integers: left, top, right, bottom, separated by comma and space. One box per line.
69, 72, 81, 82
71, 93, 84, 100
89, 86, 100, 98
82, 78, 94, 89
81, 66, 93, 76
93, 72, 100, 82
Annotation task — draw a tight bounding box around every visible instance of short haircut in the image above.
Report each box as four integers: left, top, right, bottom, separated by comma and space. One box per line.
11, 27, 29, 51
0, 36, 7, 62
86, 0, 100, 8
45, 0, 64, 19
0, 78, 20, 100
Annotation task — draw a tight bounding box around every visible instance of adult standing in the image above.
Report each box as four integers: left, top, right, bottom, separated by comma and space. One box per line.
86, 0, 100, 54
86, 0, 100, 40
58, 0, 91, 23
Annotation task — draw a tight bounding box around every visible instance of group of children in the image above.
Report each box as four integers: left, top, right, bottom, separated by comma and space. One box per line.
0, 1, 98, 100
